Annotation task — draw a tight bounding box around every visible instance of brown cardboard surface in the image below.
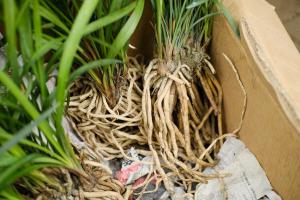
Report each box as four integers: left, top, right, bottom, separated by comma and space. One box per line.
128, 0, 154, 61
211, 1, 300, 199
224, 0, 300, 132
266, 0, 300, 50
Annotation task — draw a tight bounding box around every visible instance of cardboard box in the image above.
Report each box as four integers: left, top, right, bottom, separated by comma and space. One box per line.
131, 0, 300, 199
212, 0, 300, 199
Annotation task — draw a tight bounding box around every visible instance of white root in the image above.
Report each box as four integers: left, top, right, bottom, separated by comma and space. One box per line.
67, 54, 226, 198
139, 55, 225, 193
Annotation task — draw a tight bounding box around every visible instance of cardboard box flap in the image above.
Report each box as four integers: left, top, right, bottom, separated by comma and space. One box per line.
223, 0, 300, 133
211, 2, 300, 199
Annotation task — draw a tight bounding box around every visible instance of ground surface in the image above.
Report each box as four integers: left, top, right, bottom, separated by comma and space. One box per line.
267, 0, 300, 51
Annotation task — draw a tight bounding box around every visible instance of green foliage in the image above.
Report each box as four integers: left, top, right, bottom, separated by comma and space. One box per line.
152, 0, 239, 59
0, 0, 144, 198
43, 0, 144, 104
215, 1, 240, 36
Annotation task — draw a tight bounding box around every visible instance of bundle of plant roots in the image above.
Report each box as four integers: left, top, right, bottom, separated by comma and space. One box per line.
140, 0, 225, 194
58, 0, 148, 198
68, 60, 145, 158
67, 60, 148, 199
67, 0, 226, 198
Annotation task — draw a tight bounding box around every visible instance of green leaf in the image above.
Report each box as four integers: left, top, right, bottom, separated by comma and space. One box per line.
39, 5, 70, 33
0, 105, 57, 157
56, 0, 99, 116
0, 70, 68, 164
154, 0, 163, 58
0, 154, 38, 190
40, 0, 73, 27
24, 38, 63, 73
84, 1, 137, 35
0, 113, 24, 127
108, 0, 145, 58
0, 185, 22, 200
109, 0, 123, 12
0, 99, 21, 110
0, 154, 62, 190
0, 153, 19, 167
186, 0, 208, 9
3, 0, 19, 85
69, 59, 121, 83
17, 0, 33, 64
33, 0, 48, 105
16, 0, 31, 26
217, 1, 240, 36
0, 128, 65, 163
55, 0, 99, 164
190, 11, 221, 29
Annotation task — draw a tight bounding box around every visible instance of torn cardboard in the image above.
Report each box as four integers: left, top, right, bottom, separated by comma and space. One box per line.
210, 1, 300, 199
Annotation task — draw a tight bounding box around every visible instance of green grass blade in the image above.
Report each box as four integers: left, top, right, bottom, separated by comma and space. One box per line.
40, 1, 73, 26
216, 1, 239, 36
39, 5, 70, 33
88, 36, 112, 48
16, 0, 31, 26
55, 0, 99, 162
56, 0, 99, 114
18, 8, 33, 64
109, 0, 122, 12
0, 99, 21, 110
84, 1, 137, 35
0, 186, 22, 200
45, 46, 64, 74
0, 128, 66, 163
0, 154, 39, 190
3, 0, 19, 85
190, 11, 220, 29
108, 0, 144, 58
33, 0, 48, 104
0, 105, 57, 157
155, 0, 163, 58
0, 154, 19, 168
187, 0, 208, 9
0, 70, 69, 164
69, 59, 120, 83
24, 38, 62, 73
0, 154, 62, 190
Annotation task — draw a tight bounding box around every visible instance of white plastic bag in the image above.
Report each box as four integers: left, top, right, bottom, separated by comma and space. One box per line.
195, 137, 281, 200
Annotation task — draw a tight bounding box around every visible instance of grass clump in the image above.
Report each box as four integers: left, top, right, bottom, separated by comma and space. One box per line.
0, 0, 144, 198
139, 0, 225, 193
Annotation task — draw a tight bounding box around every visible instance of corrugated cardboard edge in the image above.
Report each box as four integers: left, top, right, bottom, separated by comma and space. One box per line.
241, 19, 300, 133
211, 13, 300, 200
223, 0, 300, 133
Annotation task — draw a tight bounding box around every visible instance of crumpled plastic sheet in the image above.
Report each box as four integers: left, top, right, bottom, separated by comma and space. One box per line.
194, 137, 282, 200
